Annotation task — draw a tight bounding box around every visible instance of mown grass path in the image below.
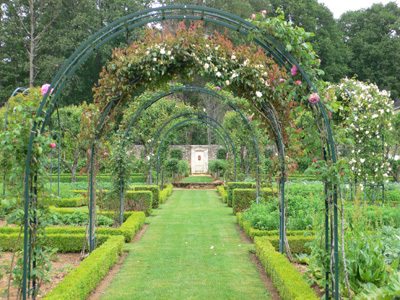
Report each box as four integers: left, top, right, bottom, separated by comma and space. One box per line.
101, 189, 271, 300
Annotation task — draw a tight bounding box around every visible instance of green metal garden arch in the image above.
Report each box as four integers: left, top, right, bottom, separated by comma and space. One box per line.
22, 5, 339, 299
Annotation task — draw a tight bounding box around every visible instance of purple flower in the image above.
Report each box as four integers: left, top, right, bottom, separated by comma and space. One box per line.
308, 93, 320, 104
291, 65, 298, 76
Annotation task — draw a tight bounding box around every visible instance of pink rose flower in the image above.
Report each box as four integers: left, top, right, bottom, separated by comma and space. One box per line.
251, 13, 255, 19
291, 65, 298, 76
308, 93, 320, 104
41, 84, 53, 96
50, 143, 56, 149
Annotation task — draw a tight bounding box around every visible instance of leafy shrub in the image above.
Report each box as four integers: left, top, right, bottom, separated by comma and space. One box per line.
208, 159, 227, 176
125, 191, 152, 216
217, 148, 227, 159
170, 148, 183, 160
131, 185, 160, 209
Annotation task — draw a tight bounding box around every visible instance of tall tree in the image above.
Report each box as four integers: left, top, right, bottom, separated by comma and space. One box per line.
338, 2, 400, 99
260, 0, 351, 82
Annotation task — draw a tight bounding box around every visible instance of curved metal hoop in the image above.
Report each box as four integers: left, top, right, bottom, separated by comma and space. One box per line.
22, 5, 338, 299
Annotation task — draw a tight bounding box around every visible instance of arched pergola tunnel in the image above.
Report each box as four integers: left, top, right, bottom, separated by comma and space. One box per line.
22, 5, 339, 300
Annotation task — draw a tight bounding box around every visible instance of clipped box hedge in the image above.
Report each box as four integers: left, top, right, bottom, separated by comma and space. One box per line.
0, 233, 109, 252
217, 185, 227, 203
255, 236, 319, 300
0, 211, 146, 244
160, 184, 173, 203
131, 185, 160, 209
227, 182, 256, 207
125, 191, 153, 216
232, 188, 276, 214
44, 235, 125, 300
45, 197, 85, 207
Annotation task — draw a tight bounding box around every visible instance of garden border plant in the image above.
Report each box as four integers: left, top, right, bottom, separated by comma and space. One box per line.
19, 5, 341, 299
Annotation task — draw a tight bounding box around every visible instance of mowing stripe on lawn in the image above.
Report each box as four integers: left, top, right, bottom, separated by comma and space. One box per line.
101, 189, 271, 300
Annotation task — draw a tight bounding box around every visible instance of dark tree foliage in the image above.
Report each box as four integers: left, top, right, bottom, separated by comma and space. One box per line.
338, 2, 400, 99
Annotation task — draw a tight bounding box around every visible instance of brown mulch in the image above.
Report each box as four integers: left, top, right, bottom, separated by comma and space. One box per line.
0, 252, 81, 299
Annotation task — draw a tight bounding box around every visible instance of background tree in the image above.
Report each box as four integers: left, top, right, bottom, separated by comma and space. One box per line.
338, 2, 400, 99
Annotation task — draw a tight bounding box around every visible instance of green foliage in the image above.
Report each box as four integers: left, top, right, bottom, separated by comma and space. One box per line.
255, 237, 319, 300
226, 182, 256, 207
44, 235, 125, 300
125, 191, 153, 216
232, 188, 275, 214
208, 159, 227, 175
170, 148, 183, 160
217, 186, 228, 203
217, 148, 227, 159
131, 185, 160, 209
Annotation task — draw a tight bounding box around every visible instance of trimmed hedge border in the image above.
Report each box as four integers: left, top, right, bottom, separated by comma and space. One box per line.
0, 211, 146, 246
217, 186, 227, 203
255, 237, 319, 300
43, 235, 125, 300
0, 233, 109, 252
125, 191, 153, 216
160, 184, 173, 203
131, 185, 160, 209
227, 182, 255, 207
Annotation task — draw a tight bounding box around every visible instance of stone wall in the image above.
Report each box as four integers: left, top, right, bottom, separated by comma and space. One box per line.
129, 145, 224, 164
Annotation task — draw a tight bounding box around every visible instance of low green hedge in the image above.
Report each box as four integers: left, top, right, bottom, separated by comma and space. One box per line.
131, 185, 160, 209
227, 182, 256, 207
44, 197, 85, 207
125, 191, 153, 216
217, 186, 227, 203
160, 184, 173, 203
119, 211, 146, 241
255, 237, 319, 300
44, 235, 125, 300
0, 233, 109, 252
0, 211, 146, 243
232, 188, 275, 214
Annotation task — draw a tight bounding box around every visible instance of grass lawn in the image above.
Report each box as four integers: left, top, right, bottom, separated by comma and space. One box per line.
179, 175, 214, 183
101, 190, 271, 300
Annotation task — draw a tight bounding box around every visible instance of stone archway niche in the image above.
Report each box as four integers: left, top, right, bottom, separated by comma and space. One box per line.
191, 146, 209, 174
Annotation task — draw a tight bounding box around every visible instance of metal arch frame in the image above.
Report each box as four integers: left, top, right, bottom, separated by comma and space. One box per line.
22, 5, 339, 299
147, 112, 237, 182
155, 119, 233, 181
121, 86, 261, 195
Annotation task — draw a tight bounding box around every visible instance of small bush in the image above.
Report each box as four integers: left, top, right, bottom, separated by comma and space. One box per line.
170, 148, 183, 160
125, 191, 153, 216
131, 185, 160, 209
